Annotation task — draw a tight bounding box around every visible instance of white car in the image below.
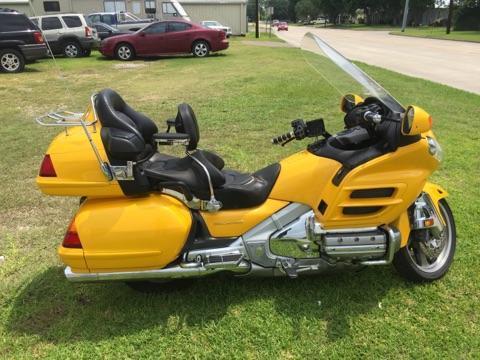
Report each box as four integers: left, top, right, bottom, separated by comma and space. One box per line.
201, 20, 232, 37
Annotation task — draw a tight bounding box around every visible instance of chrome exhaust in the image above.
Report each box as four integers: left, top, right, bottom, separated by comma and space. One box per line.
65, 260, 250, 283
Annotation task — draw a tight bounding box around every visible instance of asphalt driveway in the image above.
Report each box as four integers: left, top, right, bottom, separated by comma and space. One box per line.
276, 27, 480, 94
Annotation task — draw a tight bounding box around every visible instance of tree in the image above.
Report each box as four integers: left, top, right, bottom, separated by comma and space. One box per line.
295, 0, 318, 20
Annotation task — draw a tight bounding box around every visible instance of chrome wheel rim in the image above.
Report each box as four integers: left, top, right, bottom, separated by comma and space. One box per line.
1, 53, 20, 71
194, 43, 208, 57
407, 203, 453, 273
65, 44, 79, 57
118, 46, 131, 60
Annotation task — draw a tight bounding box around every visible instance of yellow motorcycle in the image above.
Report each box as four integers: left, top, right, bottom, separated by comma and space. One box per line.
36, 33, 455, 289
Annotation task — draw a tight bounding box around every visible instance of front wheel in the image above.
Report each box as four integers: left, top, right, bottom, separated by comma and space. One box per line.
393, 199, 456, 282
192, 40, 210, 57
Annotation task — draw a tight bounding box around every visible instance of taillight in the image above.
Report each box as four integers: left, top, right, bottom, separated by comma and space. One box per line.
39, 154, 57, 177
63, 218, 83, 249
85, 26, 92, 38
33, 31, 44, 44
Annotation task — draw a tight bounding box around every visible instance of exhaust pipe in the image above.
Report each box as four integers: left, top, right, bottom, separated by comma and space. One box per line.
65, 261, 250, 283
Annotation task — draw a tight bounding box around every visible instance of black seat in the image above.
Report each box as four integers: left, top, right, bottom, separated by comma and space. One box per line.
96, 88, 158, 161
95, 89, 281, 210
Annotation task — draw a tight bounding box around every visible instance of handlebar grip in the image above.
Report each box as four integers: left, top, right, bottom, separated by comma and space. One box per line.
272, 131, 294, 145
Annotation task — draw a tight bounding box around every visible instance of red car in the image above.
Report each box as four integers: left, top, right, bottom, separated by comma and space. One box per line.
277, 22, 288, 31
99, 20, 229, 60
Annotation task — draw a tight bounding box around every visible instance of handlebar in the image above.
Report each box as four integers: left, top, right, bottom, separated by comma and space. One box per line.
272, 131, 295, 145
271, 118, 328, 146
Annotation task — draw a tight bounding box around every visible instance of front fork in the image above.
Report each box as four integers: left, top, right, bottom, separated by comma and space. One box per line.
394, 182, 448, 248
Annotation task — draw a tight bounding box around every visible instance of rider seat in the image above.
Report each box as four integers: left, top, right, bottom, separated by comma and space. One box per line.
96, 89, 280, 210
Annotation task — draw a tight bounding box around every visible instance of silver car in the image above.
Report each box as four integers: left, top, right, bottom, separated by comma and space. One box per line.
30, 14, 97, 58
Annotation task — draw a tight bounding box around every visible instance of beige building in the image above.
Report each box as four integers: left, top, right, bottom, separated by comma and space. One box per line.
0, 0, 247, 35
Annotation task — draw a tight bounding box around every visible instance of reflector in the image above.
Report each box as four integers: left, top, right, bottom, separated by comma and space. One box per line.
39, 154, 57, 177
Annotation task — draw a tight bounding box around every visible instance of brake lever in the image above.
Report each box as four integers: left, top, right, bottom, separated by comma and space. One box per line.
280, 137, 295, 147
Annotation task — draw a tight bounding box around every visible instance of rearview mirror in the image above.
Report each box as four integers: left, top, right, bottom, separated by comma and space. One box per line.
340, 94, 364, 113
401, 105, 432, 135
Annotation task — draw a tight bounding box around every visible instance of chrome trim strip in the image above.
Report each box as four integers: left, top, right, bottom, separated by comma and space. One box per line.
65, 261, 250, 283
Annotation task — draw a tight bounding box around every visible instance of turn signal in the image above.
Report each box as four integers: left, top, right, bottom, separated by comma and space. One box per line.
39, 154, 57, 177
63, 218, 82, 249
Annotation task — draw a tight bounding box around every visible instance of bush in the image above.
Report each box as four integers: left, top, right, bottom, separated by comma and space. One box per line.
454, 6, 480, 31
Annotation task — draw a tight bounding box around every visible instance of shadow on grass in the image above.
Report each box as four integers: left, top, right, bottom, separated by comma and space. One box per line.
7, 266, 403, 343
95, 53, 227, 62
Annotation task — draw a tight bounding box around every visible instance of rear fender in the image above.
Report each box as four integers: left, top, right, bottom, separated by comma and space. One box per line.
394, 181, 448, 247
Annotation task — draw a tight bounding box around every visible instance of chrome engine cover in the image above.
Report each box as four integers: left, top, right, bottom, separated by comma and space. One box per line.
321, 229, 387, 260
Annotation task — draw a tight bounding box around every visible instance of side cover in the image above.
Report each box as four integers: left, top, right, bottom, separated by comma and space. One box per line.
61, 194, 192, 273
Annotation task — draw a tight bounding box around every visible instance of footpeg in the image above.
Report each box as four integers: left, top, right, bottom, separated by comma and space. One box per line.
280, 259, 298, 278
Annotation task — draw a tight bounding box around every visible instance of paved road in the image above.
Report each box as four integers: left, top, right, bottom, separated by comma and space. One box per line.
276, 27, 480, 94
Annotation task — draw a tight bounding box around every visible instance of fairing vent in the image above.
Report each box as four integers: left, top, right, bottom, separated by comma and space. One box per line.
350, 188, 394, 199
343, 206, 383, 215
318, 200, 328, 215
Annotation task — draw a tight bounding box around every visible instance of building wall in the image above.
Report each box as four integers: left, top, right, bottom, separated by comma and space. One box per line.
182, 3, 246, 35
1, 0, 247, 34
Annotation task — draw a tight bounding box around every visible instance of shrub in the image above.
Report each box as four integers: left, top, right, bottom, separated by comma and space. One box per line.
454, 6, 480, 31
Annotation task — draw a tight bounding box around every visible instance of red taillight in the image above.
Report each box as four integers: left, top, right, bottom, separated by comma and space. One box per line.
39, 154, 57, 177
63, 218, 82, 249
85, 26, 92, 38
33, 31, 44, 44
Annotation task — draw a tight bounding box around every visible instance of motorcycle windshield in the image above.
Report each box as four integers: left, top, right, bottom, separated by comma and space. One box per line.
301, 32, 405, 114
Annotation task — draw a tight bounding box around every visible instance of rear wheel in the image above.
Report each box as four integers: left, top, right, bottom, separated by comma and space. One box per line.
63, 41, 82, 58
393, 199, 456, 282
116, 43, 134, 61
192, 40, 210, 57
0, 49, 25, 73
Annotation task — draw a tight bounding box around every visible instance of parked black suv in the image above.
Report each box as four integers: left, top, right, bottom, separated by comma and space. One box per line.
0, 8, 47, 73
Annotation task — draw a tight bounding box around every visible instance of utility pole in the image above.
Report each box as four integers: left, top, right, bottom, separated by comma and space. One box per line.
446, 0, 454, 34
401, 0, 410, 32
255, 0, 259, 38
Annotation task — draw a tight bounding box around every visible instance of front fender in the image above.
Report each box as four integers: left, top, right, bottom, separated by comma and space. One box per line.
394, 182, 448, 248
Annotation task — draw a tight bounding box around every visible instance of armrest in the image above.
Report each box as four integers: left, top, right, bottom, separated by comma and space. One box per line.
153, 132, 190, 146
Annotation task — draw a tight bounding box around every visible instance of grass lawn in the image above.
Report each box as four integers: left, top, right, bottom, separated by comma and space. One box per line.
0, 40, 479, 359
391, 27, 480, 43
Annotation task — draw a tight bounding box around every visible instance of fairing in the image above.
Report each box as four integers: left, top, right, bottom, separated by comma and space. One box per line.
301, 32, 405, 114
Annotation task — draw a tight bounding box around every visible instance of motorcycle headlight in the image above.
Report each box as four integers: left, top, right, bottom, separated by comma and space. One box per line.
427, 136, 443, 162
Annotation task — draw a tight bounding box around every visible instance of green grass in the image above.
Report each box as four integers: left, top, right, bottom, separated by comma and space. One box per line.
244, 28, 285, 42
391, 27, 480, 43
1, 42, 480, 359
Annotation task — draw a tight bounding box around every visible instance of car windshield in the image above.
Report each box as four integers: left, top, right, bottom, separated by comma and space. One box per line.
204, 21, 219, 26
119, 12, 141, 21
301, 32, 405, 113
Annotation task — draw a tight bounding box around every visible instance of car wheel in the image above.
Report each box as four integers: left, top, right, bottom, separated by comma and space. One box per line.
63, 41, 82, 58
393, 199, 456, 282
0, 49, 25, 73
82, 48, 92, 57
192, 40, 210, 58
115, 43, 134, 61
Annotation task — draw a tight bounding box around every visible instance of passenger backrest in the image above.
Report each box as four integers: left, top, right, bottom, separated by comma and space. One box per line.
96, 89, 158, 161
